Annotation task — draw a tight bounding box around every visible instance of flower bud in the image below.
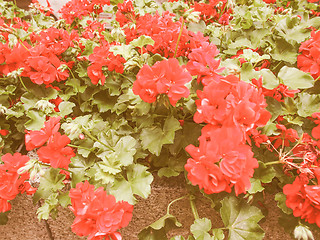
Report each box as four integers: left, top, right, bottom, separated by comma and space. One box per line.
294, 225, 314, 240
0, 105, 7, 115
35, 100, 55, 114
6, 68, 24, 79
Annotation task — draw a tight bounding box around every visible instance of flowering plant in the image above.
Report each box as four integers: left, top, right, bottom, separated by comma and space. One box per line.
1, 0, 320, 239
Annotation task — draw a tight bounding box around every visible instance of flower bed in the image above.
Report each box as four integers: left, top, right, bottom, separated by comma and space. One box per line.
1, 0, 320, 239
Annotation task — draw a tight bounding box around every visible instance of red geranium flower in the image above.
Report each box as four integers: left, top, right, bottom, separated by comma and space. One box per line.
37, 132, 75, 169
133, 58, 192, 105
69, 181, 133, 240
25, 116, 61, 151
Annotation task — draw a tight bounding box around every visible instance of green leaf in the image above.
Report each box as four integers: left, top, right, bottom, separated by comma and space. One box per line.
65, 78, 87, 93
58, 101, 76, 116
127, 164, 153, 199
212, 229, 225, 240
297, 93, 320, 117
248, 178, 264, 194
190, 218, 214, 240
265, 97, 282, 123
240, 63, 258, 83
270, 39, 298, 64
220, 196, 265, 240
37, 193, 59, 221
110, 164, 153, 204
276, 18, 311, 44
253, 162, 276, 184
188, 20, 206, 33
92, 91, 117, 112
138, 228, 167, 240
21, 92, 39, 111
139, 212, 182, 240
274, 192, 292, 215
25, 110, 46, 131
130, 35, 155, 49
110, 44, 135, 60
88, 162, 117, 184
140, 116, 182, 156
57, 192, 71, 208
163, 116, 182, 143
33, 168, 66, 203
258, 69, 279, 90
80, 39, 99, 57
239, 49, 270, 64
278, 66, 314, 90
115, 136, 137, 166
140, 126, 164, 156
158, 167, 180, 178
69, 155, 94, 188
150, 213, 182, 230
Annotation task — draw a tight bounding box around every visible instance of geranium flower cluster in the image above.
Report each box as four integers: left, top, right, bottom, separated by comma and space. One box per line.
298, 30, 320, 80
69, 180, 133, 240
132, 58, 192, 106
267, 113, 320, 227
186, 42, 223, 84
30, 0, 54, 16
185, 43, 271, 195
0, 42, 30, 77
25, 117, 75, 169
59, 0, 111, 24
191, 0, 229, 24
82, 20, 108, 40
119, 7, 208, 58
0, 153, 37, 212
284, 176, 320, 227
87, 42, 126, 85
115, 0, 136, 27
0, 26, 77, 86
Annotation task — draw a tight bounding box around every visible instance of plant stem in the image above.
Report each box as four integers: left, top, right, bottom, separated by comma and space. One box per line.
67, 66, 76, 80
189, 194, 199, 220
19, 76, 29, 92
67, 144, 92, 152
166, 196, 186, 214
265, 161, 282, 166
174, 18, 185, 58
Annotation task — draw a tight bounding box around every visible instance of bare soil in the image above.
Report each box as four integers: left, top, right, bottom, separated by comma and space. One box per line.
0, 175, 318, 240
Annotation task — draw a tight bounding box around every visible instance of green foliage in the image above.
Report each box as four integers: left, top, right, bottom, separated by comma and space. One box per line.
278, 67, 315, 90
190, 218, 215, 240
275, 193, 293, 215
110, 164, 153, 204
33, 168, 66, 203
220, 196, 265, 240
140, 116, 182, 156
37, 193, 59, 221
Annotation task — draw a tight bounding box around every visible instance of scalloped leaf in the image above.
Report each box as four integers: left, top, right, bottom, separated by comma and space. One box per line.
220, 196, 265, 240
